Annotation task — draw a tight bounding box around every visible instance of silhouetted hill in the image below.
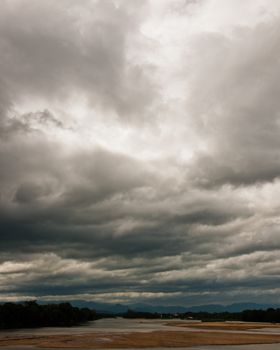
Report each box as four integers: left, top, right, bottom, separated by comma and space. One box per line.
187, 303, 275, 313
36, 300, 280, 314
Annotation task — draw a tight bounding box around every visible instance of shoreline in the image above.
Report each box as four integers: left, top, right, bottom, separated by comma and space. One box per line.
1, 329, 280, 348
165, 321, 280, 331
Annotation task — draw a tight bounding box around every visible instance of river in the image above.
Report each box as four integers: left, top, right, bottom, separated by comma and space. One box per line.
1, 318, 280, 350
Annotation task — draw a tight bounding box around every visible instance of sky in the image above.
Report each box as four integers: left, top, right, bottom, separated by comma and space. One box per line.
1, 0, 280, 307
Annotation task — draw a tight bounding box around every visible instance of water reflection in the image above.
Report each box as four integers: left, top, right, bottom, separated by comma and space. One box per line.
0, 318, 185, 336
2, 318, 280, 336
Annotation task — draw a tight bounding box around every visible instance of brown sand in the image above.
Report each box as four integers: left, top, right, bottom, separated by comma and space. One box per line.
1, 328, 280, 348
166, 321, 280, 331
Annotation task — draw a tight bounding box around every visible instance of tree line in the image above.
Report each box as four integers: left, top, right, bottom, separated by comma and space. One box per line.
242, 308, 280, 323
0, 301, 97, 329
122, 308, 280, 323
1, 302, 279, 329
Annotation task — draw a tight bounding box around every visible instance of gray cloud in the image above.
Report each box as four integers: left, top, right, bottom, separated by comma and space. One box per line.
1, 0, 280, 306
186, 19, 280, 186
0, 0, 155, 121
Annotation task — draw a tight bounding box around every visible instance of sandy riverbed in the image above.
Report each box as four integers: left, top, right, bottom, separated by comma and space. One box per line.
165, 321, 280, 331
1, 321, 280, 348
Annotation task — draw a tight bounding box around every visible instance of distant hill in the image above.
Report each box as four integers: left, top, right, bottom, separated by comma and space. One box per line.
185, 303, 279, 313
39, 300, 129, 314
35, 300, 280, 314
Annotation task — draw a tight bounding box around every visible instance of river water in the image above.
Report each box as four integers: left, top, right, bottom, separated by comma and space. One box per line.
1, 318, 280, 350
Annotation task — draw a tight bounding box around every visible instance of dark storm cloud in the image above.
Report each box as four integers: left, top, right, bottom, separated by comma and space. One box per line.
1, 0, 280, 305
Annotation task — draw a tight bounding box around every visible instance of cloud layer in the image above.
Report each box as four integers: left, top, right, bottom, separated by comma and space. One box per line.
1, 0, 280, 306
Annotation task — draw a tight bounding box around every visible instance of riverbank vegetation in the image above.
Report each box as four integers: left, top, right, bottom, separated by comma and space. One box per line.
0, 301, 97, 329
0, 301, 280, 329
122, 308, 280, 323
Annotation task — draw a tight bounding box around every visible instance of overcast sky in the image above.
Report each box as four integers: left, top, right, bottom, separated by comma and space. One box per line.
1, 0, 280, 306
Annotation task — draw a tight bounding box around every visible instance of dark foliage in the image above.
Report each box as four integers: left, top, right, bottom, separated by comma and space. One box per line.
122, 308, 280, 323
0, 301, 97, 329
183, 309, 280, 323
242, 308, 280, 323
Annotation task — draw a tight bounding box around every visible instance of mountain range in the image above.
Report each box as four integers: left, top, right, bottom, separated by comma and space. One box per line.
38, 300, 280, 314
